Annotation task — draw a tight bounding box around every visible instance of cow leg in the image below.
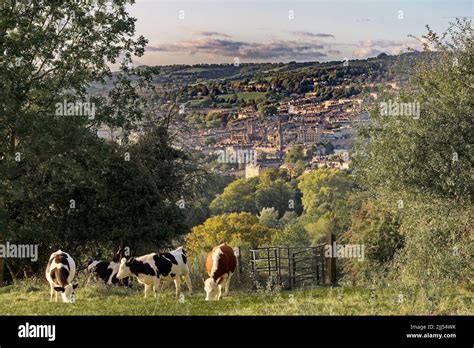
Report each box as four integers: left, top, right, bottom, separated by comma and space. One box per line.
153, 278, 161, 298
217, 283, 224, 300
184, 273, 193, 295
224, 273, 233, 297
144, 284, 152, 298
49, 284, 54, 302
174, 277, 181, 297
55, 289, 59, 302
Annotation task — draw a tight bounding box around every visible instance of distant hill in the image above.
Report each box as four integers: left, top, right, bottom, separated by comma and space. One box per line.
93, 51, 430, 95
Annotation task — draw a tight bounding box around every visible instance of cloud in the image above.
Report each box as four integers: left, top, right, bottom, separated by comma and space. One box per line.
148, 32, 422, 62
353, 39, 417, 58
289, 31, 335, 39
192, 31, 231, 38
147, 32, 328, 61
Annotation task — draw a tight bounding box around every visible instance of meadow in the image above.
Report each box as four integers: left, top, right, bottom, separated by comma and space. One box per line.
0, 278, 470, 316
217, 91, 267, 101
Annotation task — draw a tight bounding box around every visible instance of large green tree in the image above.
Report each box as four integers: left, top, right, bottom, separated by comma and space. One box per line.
348, 19, 473, 289
209, 177, 259, 215
0, 1, 193, 280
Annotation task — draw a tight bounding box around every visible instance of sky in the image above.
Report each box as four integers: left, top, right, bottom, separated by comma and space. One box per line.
126, 0, 472, 66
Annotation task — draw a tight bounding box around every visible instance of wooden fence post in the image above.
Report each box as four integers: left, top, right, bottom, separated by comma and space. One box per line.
237, 247, 242, 275
291, 252, 297, 288
324, 232, 337, 285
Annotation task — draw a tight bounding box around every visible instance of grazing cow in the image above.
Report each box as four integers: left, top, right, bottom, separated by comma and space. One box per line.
45, 250, 78, 303
204, 243, 237, 301
87, 260, 129, 286
116, 246, 192, 298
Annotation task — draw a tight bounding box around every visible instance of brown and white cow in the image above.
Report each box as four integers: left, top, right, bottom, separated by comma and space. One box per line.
204, 243, 237, 301
45, 250, 78, 303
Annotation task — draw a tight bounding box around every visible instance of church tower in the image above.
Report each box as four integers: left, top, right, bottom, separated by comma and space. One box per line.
275, 120, 283, 151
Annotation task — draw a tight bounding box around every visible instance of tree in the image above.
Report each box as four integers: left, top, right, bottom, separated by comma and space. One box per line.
278, 210, 298, 228
353, 19, 472, 199
296, 168, 355, 245
209, 177, 259, 215
185, 212, 277, 257
0, 1, 192, 280
205, 110, 222, 128
258, 103, 277, 117
204, 136, 216, 145
258, 207, 279, 228
284, 145, 305, 164
271, 218, 310, 247
341, 198, 402, 285
298, 168, 354, 218
255, 178, 295, 217
349, 19, 473, 289
294, 159, 306, 177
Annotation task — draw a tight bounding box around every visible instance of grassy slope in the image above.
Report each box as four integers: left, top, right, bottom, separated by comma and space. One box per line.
0, 279, 471, 316
218, 92, 266, 101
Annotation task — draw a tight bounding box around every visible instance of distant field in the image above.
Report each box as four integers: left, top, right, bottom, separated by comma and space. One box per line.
180, 67, 207, 73
218, 92, 266, 101
0, 279, 470, 315
187, 98, 206, 107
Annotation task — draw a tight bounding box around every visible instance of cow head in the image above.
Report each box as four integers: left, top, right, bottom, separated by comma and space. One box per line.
54, 283, 78, 303
87, 260, 98, 274
117, 257, 133, 279
204, 277, 219, 301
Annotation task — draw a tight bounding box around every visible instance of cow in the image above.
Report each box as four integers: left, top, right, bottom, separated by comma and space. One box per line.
204, 243, 237, 301
116, 246, 192, 298
45, 250, 78, 303
87, 260, 129, 286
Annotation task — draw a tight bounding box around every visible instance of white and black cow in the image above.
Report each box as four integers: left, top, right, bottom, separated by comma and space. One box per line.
45, 250, 78, 303
87, 260, 129, 286
116, 246, 192, 298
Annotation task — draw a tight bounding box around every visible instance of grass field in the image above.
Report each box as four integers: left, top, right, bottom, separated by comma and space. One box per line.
218, 91, 266, 101
0, 279, 471, 316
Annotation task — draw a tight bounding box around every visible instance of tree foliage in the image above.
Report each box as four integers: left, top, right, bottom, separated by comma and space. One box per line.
185, 212, 277, 258
346, 19, 473, 289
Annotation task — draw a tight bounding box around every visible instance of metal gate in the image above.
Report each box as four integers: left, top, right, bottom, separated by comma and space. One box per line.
250, 245, 327, 289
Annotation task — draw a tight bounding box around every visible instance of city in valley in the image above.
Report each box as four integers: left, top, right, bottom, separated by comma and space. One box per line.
98, 54, 405, 179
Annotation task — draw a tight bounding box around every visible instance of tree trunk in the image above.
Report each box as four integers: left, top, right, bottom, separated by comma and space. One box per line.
6, 261, 18, 282
0, 240, 4, 286
0, 195, 4, 286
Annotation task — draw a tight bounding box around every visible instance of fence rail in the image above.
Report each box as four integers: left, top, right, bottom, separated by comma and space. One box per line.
250, 244, 332, 289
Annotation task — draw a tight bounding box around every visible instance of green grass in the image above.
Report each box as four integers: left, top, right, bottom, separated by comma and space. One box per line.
180, 67, 207, 73
218, 92, 266, 101
187, 98, 206, 107
0, 279, 471, 315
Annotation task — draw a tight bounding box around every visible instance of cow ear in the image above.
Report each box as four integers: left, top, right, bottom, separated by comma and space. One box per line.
54, 286, 65, 292
73, 283, 79, 289
201, 278, 206, 284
